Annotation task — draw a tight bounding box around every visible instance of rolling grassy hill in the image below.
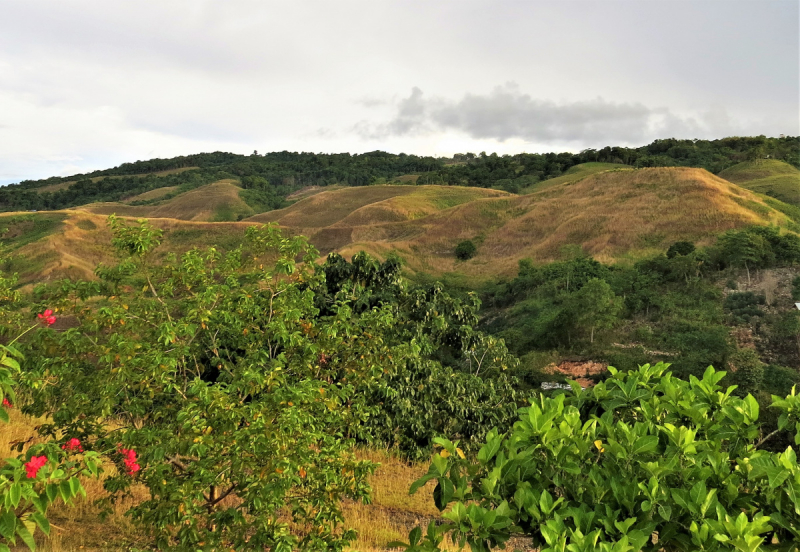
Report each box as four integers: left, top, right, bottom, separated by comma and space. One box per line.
519, 162, 631, 193
2, 165, 797, 285
79, 179, 254, 221
718, 159, 800, 206
324, 167, 794, 278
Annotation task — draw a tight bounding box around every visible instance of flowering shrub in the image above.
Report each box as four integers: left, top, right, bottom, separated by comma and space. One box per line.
61, 439, 83, 453
23, 218, 410, 551
36, 310, 55, 326
1, 326, 101, 551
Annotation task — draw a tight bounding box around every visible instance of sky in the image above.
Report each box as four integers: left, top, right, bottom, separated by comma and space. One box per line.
0, 0, 798, 184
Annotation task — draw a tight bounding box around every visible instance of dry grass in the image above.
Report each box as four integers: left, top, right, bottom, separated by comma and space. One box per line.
332, 167, 792, 278
0, 409, 147, 551
1, 412, 454, 551
121, 186, 178, 203
286, 185, 345, 201
8, 167, 796, 287
79, 180, 252, 222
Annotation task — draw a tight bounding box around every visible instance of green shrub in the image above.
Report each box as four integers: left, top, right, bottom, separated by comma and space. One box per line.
396, 364, 800, 551
725, 291, 766, 324
666, 240, 695, 258
455, 240, 477, 260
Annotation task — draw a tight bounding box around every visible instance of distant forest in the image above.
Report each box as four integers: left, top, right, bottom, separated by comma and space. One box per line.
1, 135, 797, 212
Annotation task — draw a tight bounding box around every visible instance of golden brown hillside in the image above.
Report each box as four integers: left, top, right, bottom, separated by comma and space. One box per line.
79, 179, 253, 221
3, 167, 795, 285
312, 167, 794, 277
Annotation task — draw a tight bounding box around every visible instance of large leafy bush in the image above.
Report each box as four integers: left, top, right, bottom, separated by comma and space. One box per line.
397, 363, 800, 551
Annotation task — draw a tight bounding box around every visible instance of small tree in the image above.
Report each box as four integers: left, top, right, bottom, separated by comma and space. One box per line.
455, 240, 477, 261
567, 278, 621, 344
666, 240, 695, 259
25, 219, 410, 551
719, 230, 768, 285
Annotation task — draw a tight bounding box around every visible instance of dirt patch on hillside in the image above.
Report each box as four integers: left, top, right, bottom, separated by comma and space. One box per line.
545, 360, 608, 387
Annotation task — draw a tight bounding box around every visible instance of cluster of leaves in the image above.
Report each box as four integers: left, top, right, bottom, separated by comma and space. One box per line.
455, 240, 477, 261
313, 251, 524, 459
725, 292, 766, 325
395, 364, 800, 551
417, 136, 799, 189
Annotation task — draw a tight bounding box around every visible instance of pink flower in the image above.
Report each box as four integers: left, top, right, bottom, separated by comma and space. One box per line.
2, 397, 11, 408
118, 446, 140, 475
37, 309, 56, 326
25, 455, 47, 478
62, 438, 83, 452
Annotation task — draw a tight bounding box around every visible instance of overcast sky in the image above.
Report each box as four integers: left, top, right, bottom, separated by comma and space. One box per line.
0, 0, 797, 184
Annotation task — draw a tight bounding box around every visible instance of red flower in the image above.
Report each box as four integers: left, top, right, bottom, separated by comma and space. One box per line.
25, 455, 47, 478
62, 438, 83, 452
1, 397, 11, 408
37, 309, 56, 326
118, 446, 140, 475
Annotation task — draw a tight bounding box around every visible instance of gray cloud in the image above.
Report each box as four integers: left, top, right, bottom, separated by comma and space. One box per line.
358, 84, 778, 146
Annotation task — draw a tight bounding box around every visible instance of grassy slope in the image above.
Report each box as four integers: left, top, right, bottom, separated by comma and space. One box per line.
333, 167, 792, 278
520, 162, 631, 193
122, 186, 179, 203
79, 179, 253, 222
4, 166, 796, 285
718, 160, 800, 206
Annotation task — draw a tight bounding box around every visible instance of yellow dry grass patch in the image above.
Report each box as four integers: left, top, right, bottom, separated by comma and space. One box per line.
79, 180, 252, 222
8, 167, 795, 287
333, 167, 793, 278
8, 212, 256, 284
248, 185, 420, 228
122, 186, 178, 203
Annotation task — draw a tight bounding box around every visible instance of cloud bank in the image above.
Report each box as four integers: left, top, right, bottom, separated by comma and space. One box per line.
358, 85, 772, 146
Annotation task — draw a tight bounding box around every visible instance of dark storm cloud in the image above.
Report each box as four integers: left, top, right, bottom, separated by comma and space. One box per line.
359, 85, 766, 145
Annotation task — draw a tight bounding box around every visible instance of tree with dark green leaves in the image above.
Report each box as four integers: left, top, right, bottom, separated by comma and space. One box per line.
455, 240, 477, 261
566, 278, 621, 344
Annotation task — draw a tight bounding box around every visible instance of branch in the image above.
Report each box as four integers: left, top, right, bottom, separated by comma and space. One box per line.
209, 484, 238, 506
755, 428, 783, 449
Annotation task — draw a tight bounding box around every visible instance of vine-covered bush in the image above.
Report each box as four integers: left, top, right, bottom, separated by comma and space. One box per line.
396, 363, 800, 551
